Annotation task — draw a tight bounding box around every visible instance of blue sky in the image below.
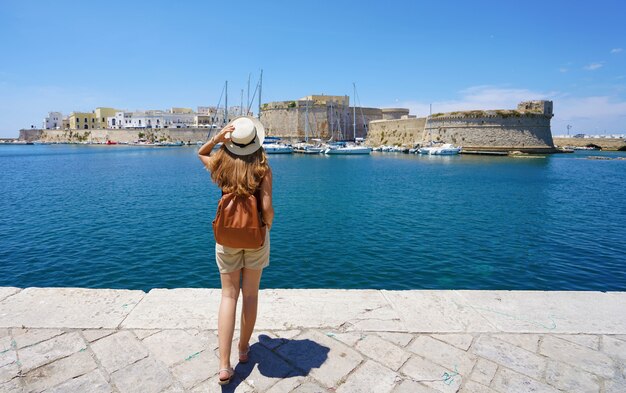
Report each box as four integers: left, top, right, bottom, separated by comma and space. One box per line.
0, 0, 624, 137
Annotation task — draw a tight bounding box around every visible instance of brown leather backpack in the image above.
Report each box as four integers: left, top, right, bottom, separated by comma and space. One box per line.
212, 189, 266, 249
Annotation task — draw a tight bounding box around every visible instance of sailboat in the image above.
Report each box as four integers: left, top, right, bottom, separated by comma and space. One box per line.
324, 83, 372, 155
294, 99, 323, 154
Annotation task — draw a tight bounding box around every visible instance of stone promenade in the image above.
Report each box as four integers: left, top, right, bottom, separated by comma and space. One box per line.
1, 287, 625, 392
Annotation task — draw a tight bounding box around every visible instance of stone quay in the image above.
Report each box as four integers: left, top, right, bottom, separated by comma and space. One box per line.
1, 287, 625, 392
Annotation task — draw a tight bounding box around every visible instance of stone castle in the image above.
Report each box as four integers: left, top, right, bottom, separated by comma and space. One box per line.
260, 95, 411, 140
367, 100, 556, 153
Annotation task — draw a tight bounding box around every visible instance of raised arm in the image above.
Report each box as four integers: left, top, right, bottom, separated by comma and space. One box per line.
259, 167, 274, 230
197, 125, 234, 168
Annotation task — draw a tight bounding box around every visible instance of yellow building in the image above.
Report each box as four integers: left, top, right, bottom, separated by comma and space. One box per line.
94, 107, 119, 129
69, 112, 97, 130
69, 108, 120, 129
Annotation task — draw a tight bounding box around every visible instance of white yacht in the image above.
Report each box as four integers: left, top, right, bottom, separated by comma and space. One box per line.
324, 143, 372, 155
418, 143, 461, 155
263, 137, 293, 154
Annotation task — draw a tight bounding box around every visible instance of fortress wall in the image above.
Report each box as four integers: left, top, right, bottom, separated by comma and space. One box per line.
19, 128, 215, 143
424, 115, 555, 151
366, 117, 427, 146
261, 104, 382, 140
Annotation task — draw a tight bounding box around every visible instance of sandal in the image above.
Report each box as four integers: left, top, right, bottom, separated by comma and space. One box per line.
239, 345, 250, 363
217, 367, 234, 385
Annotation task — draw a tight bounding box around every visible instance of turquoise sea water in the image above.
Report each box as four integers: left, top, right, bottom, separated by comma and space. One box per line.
1, 145, 624, 291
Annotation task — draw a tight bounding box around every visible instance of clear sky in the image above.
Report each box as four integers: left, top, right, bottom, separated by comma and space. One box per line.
0, 0, 624, 137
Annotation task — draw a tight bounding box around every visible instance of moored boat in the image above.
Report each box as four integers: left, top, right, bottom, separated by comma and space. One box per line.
418, 143, 461, 155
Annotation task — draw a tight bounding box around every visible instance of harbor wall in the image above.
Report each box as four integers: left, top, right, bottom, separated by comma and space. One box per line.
366, 117, 427, 146
423, 114, 556, 152
19, 128, 215, 143
553, 137, 626, 151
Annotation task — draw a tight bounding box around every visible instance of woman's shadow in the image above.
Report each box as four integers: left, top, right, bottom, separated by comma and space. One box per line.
221, 334, 330, 392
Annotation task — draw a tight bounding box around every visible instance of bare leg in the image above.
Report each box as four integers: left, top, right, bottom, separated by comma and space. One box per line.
218, 269, 241, 376
238, 268, 263, 355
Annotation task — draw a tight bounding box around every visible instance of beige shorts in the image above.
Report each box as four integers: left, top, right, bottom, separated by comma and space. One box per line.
215, 230, 270, 274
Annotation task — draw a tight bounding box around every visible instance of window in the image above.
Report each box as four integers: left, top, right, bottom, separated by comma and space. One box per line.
84, 118, 88, 122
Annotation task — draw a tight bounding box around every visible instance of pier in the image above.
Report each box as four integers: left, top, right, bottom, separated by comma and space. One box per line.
1, 287, 625, 392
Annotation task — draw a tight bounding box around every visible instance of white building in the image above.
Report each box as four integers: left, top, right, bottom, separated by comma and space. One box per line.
107, 110, 195, 129
43, 112, 63, 129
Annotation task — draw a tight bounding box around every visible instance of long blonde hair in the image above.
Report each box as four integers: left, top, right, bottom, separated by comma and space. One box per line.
205, 145, 269, 196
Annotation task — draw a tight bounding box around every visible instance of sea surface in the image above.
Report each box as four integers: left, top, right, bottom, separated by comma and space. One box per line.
1, 144, 624, 291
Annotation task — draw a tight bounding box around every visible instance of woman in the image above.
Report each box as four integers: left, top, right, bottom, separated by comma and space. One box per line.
197, 116, 274, 385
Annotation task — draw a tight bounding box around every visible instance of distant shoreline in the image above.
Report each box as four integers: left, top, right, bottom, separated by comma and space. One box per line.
553, 137, 626, 151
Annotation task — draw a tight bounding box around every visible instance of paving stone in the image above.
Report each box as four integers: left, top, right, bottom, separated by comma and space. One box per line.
120, 288, 220, 330
133, 329, 161, 340
22, 349, 97, 392
0, 361, 20, 384
459, 380, 498, 393
354, 334, 410, 371
554, 334, 599, 350
376, 332, 414, 347
0, 287, 144, 329
0, 336, 17, 368
160, 384, 186, 393
492, 333, 541, 353
264, 376, 307, 393
170, 350, 219, 390
392, 379, 439, 393
110, 356, 174, 393
544, 360, 600, 393
11, 329, 65, 349
383, 290, 496, 333
336, 360, 399, 393
400, 356, 462, 393
45, 368, 112, 393
540, 335, 615, 378
603, 335, 626, 361
189, 377, 255, 392
235, 343, 296, 392
273, 330, 302, 340
408, 335, 476, 375
258, 289, 404, 331
0, 287, 21, 303
431, 334, 474, 351
491, 367, 560, 393
276, 330, 361, 389
91, 331, 149, 374
18, 332, 86, 373
291, 382, 329, 392
82, 329, 116, 342
142, 329, 207, 367
0, 329, 9, 338
326, 331, 364, 347
605, 372, 626, 393
0, 377, 23, 393
469, 358, 497, 386
471, 335, 546, 380
612, 335, 626, 342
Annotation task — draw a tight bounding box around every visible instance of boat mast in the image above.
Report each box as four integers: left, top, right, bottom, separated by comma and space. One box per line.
247, 73, 251, 115
224, 81, 228, 125
240, 89, 243, 116
258, 69, 263, 119
353, 83, 356, 141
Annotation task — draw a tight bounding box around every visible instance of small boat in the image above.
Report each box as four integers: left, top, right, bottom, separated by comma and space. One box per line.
324, 142, 372, 155
263, 137, 293, 154
418, 143, 461, 155
293, 142, 323, 154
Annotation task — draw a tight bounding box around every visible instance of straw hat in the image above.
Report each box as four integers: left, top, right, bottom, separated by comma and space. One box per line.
223, 116, 265, 156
